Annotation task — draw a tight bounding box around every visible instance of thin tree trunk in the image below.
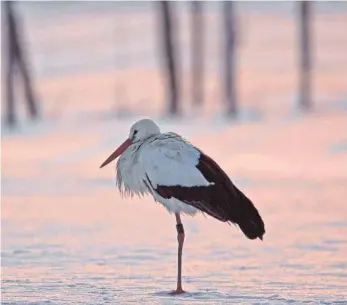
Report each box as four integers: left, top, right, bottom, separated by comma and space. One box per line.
3, 1, 38, 127
191, 1, 204, 108
223, 1, 237, 117
4, 1, 17, 127
5, 46, 16, 127
15, 25, 38, 119
159, 1, 179, 116
298, 1, 312, 110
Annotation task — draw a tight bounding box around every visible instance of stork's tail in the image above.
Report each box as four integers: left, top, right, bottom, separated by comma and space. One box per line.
232, 186, 265, 240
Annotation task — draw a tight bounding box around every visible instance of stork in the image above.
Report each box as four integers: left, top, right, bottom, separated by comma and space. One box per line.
100, 118, 265, 295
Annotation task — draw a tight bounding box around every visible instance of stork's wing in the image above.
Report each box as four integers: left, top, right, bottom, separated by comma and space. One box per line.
140, 133, 212, 188
141, 134, 265, 240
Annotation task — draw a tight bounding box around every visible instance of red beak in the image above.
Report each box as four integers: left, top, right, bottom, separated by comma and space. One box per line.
100, 138, 133, 168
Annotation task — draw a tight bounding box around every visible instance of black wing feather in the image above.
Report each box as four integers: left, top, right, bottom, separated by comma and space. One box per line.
151, 152, 265, 240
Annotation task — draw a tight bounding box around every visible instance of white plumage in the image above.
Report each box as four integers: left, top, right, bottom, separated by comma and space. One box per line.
100, 118, 265, 240
115, 123, 213, 215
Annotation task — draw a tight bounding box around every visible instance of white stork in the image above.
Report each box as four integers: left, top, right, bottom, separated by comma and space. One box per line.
100, 118, 265, 295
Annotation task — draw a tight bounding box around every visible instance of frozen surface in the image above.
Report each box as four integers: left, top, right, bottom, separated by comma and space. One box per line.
2, 111, 347, 304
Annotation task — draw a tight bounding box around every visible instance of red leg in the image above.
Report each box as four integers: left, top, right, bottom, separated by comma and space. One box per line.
169, 213, 186, 295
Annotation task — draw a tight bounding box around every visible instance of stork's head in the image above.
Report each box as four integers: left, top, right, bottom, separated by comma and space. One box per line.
100, 119, 160, 168
129, 118, 160, 142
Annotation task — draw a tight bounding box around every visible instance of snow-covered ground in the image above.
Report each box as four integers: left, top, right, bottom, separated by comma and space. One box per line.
2, 111, 347, 304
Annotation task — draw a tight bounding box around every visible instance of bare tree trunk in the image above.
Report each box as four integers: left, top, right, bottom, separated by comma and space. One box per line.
298, 1, 312, 110
4, 1, 17, 127
223, 1, 237, 117
191, 1, 204, 108
159, 1, 179, 116
3, 1, 38, 127
15, 26, 38, 120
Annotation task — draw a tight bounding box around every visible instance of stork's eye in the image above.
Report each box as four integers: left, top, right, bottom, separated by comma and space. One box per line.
133, 130, 138, 137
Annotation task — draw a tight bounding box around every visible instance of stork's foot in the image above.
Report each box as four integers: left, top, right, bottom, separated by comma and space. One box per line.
169, 288, 186, 295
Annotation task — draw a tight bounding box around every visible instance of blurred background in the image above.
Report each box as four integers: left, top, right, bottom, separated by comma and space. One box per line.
1, 1, 347, 304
